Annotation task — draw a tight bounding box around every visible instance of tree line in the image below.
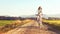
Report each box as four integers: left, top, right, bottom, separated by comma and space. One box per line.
0, 16, 37, 20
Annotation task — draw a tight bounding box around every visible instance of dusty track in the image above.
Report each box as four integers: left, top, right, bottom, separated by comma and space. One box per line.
3, 20, 60, 34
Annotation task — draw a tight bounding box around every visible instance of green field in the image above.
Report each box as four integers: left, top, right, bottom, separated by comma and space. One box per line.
0, 19, 60, 26
43, 19, 60, 30
0, 20, 15, 26
43, 19, 60, 26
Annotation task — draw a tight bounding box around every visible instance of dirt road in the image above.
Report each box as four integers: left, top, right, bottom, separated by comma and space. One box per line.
4, 20, 60, 34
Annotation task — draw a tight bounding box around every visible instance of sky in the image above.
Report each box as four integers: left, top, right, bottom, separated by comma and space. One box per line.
0, 0, 60, 16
